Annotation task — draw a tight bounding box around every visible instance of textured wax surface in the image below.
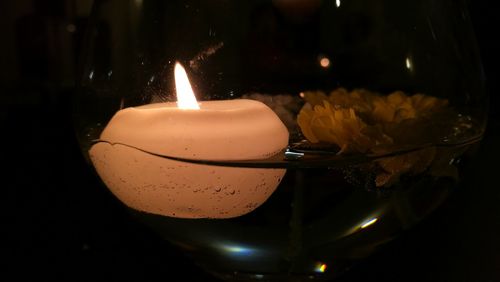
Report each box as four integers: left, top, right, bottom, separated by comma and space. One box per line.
89, 99, 289, 218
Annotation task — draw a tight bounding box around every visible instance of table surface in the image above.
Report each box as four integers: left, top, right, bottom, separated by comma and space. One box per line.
3, 96, 499, 281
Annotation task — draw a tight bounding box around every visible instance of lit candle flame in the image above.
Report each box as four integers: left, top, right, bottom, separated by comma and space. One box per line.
174, 62, 200, 109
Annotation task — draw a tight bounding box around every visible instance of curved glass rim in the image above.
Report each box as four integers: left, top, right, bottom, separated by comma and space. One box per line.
91, 133, 481, 169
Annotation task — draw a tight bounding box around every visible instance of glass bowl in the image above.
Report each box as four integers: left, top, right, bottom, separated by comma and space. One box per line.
74, 0, 487, 280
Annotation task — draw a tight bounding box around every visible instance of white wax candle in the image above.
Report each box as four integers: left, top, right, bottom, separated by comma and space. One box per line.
89, 100, 288, 219
89, 64, 289, 218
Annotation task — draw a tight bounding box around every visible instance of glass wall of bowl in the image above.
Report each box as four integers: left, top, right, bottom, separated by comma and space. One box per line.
74, 0, 487, 280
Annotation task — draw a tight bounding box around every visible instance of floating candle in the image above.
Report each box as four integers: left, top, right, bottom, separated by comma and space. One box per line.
89, 63, 289, 218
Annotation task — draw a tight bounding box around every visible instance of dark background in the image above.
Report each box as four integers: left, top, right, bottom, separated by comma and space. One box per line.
1, 0, 499, 281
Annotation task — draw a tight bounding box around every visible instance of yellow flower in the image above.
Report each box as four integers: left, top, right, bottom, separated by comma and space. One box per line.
297, 88, 449, 187
297, 100, 391, 153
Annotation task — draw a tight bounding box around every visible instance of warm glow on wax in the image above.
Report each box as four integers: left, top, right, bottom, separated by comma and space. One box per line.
174, 62, 200, 109
89, 61, 289, 219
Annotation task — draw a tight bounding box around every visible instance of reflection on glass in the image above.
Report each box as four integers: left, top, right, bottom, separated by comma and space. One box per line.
319, 55, 331, 68
406, 57, 412, 70
219, 243, 256, 257
360, 217, 379, 229
315, 262, 328, 273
